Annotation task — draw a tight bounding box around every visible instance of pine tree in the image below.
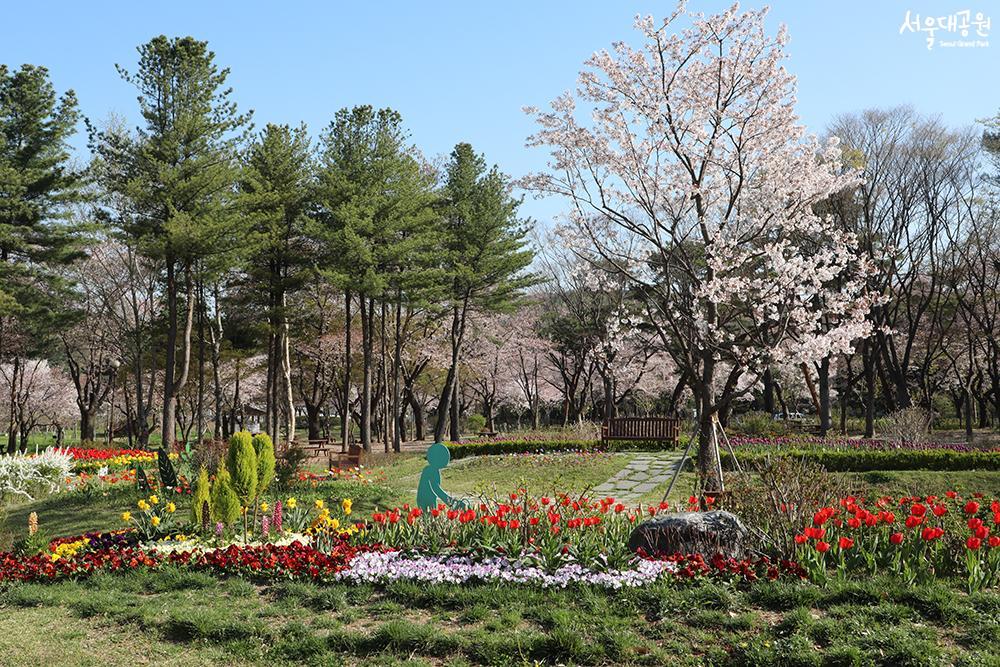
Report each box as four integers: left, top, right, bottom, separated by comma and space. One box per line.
433, 143, 536, 442
0, 64, 87, 453
91, 36, 251, 448
240, 123, 313, 444
314, 106, 439, 451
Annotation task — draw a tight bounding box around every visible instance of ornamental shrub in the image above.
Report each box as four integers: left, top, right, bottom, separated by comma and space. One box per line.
252, 433, 276, 494
226, 431, 258, 505
210, 465, 240, 526
191, 466, 212, 526
721, 448, 1000, 472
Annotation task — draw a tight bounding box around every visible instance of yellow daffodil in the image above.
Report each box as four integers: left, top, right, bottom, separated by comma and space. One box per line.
137, 500, 149, 511
329, 518, 340, 530
121, 511, 132, 522
260, 502, 269, 513
166, 502, 176, 514
314, 498, 325, 510
148, 495, 159, 505
286, 497, 297, 509
151, 516, 161, 527
341, 498, 353, 515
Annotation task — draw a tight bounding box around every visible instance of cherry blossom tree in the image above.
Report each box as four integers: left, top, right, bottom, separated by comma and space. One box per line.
524, 3, 875, 491
0, 359, 75, 452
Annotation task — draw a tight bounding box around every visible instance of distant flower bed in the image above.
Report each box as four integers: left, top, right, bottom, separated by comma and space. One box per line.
66, 447, 176, 472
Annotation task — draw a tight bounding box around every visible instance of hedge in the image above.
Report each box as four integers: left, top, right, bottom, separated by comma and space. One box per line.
721, 448, 1000, 472
446, 438, 680, 460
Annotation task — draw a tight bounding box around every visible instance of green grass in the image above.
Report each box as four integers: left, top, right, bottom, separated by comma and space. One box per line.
1, 569, 997, 665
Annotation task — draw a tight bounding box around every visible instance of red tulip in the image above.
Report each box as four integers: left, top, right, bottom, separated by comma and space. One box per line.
815, 541, 830, 553
964, 501, 980, 515
966, 537, 982, 550
910, 504, 926, 518
838, 537, 854, 550
889, 532, 904, 545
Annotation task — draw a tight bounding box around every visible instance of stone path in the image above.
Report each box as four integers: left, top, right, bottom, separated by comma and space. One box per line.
592, 452, 684, 503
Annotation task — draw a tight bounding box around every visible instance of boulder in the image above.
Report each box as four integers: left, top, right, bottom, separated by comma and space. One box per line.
627, 510, 751, 559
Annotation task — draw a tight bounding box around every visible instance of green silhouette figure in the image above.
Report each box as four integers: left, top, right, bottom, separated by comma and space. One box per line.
417, 442, 466, 511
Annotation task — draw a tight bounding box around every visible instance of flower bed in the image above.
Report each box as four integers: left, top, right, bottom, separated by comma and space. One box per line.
794, 492, 1000, 591
0, 531, 375, 584
66, 447, 172, 473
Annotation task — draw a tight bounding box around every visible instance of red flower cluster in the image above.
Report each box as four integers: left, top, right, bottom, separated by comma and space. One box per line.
167, 540, 383, 580
642, 551, 806, 582
795, 492, 1000, 590
65, 447, 155, 461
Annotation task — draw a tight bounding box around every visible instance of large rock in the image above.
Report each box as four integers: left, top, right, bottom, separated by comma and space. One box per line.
627, 510, 752, 559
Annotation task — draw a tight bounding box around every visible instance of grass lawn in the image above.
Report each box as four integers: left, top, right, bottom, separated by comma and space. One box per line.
4, 452, 1000, 664
2, 567, 998, 665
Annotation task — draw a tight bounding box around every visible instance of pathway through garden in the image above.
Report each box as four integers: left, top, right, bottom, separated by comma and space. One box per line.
592, 452, 684, 503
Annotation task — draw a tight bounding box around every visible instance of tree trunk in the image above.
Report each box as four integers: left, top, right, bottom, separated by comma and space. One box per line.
359, 297, 373, 451
762, 368, 775, 416
80, 408, 97, 443
411, 394, 424, 441
392, 295, 402, 452
342, 290, 352, 448
162, 262, 195, 448
863, 339, 876, 438
449, 370, 461, 442
817, 357, 832, 436
305, 404, 322, 440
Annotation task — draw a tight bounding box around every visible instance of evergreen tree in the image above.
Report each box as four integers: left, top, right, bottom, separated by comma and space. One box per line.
240, 123, 313, 444
210, 465, 240, 526
252, 432, 275, 494
191, 465, 212, 525
314, 106, 439, 451
0, 64, 87, 453
91, 36, 251, 447
433, 143, 536, 442
226, 430, 258, 506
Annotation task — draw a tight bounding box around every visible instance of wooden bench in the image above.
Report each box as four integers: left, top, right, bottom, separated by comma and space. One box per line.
601, 417, 680, 447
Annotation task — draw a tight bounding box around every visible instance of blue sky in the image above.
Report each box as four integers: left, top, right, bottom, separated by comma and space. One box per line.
3, 1, 997, 225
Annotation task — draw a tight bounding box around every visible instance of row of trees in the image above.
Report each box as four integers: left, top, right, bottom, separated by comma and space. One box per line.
1, 38, 536, 453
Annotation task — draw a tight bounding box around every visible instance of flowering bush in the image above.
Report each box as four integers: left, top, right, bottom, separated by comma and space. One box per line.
0, 448, 74, 500
361, 491, 672, 571
794, 492, 1000, 591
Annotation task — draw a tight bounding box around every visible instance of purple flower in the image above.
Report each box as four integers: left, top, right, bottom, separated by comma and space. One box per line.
215, 521, 224, 537
261, 516, 270, 537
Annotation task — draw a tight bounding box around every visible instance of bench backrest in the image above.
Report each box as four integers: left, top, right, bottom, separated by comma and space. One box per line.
602, 417, 679, 443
